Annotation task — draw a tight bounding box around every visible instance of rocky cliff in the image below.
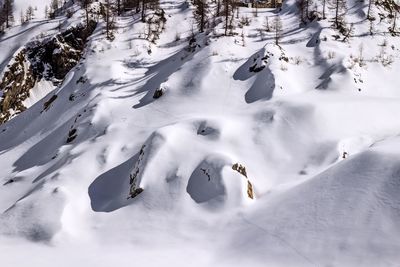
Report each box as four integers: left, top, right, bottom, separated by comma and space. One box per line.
0, 21, 96, 124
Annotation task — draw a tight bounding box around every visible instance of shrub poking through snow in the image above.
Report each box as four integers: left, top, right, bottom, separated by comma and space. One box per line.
232, 163, 254, 199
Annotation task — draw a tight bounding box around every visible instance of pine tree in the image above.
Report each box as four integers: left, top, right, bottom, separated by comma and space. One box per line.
26, 5, 34, 21
330, 0, 347, 31
193, 0, 208, 33
223, 0, 233, 35
49, 0, 59, 18
51, 0, 58, 12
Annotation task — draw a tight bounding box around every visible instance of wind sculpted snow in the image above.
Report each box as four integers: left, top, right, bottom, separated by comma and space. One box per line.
1, 0, 400, 266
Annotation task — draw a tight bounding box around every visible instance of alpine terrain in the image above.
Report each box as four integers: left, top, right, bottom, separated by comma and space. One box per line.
1, 0, 400, 266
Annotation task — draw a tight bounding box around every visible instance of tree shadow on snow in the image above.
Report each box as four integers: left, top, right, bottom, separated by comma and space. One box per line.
233, 48, 265, 81
130, 46, 202, 109
233, 48, 275, 103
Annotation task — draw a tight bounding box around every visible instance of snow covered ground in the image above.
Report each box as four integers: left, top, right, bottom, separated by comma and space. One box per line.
14, 0, 49, 24
1, 0, 400, 266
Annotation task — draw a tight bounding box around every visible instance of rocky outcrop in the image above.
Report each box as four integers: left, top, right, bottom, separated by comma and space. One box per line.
128, 145, 146, 199
0, 21, 97, 124
232, 163, 255, 199
0, 52, 36, 122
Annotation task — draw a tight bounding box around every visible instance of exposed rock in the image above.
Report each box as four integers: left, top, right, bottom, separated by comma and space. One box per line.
43, 95, 58, 111
153, 88, 164, 99
247, 180, 254, 199
128, 145, 146, 199
249, 64, 265, 73
0, 51, 35, 122
3, 179, 14, 185
0, 21, 97, 124
232, 163, 255, 199
129, 188, 144, 199
232, 163, 248, 178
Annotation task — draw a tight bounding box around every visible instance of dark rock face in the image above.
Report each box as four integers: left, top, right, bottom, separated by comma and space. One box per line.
153, 88, 164, 99
0, 21, 97, 124
0, 52, 36, 120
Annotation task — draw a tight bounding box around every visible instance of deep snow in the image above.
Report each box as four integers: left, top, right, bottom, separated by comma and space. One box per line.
1, 0, 400, 266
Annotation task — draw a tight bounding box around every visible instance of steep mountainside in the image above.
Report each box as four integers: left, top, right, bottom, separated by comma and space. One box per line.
1, 0, 400, 266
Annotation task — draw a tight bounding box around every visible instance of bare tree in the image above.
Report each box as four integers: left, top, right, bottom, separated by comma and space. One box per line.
298, 0, 313, 23
79, 0, 93, 29
19, 9, 24, 24
342, 22, 353, 41
274, 15, 282, 45
393, 0, 399, 33
367, 0, 374, 20
141, 0, 147, 22
25, 5, 34, 21
44, 5, 49, 19
101, 0, 115, 39
330, 0, 347, 30
264, 16, 270, 32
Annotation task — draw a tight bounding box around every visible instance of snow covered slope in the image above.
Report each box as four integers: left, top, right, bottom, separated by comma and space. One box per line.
1, 0, 400, 266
